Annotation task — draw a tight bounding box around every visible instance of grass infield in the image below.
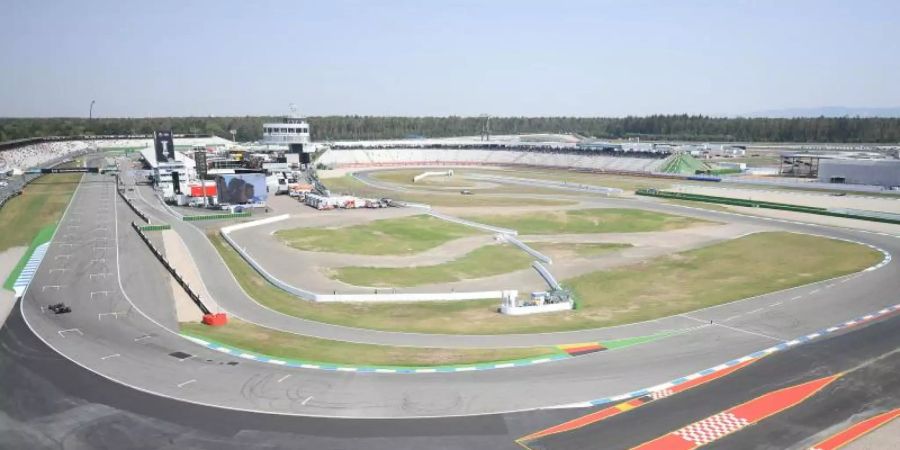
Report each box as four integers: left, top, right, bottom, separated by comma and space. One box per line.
275, 214, 481, 255
464, 208, 710, 235
211, 230, 881, 334
331, 244, 533, 287
181, 318, 559, 367
323, 175, 577, 207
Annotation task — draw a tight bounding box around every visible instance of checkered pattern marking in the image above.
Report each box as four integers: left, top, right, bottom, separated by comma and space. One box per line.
650, 388, 674, 400
674, 412, 750, 445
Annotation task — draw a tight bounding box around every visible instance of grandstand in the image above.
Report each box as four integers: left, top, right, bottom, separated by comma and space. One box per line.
318, 147, 669, 173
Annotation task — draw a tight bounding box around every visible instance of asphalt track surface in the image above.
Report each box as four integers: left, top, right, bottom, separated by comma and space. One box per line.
525, 309, 900, 450
5, 156, 900, 447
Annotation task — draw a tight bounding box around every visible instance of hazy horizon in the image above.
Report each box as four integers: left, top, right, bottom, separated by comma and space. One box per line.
2, 0, 898, 118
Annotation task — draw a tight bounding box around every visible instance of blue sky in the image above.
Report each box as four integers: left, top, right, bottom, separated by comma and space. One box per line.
1, 0, 898, 117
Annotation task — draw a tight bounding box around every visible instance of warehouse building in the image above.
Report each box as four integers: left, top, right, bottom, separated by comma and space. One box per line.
817, 158, 900, 189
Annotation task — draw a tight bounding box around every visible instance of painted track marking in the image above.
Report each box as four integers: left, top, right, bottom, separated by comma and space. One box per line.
809, 408, 900, 450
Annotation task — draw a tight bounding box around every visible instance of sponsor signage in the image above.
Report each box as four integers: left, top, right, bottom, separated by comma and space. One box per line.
154, 130, 175, 162
194, 150, 208, 179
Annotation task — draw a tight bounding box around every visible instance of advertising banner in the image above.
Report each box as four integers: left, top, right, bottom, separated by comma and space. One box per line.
194, 150, 208, 179
154, 130, 175, 162
215, 173, 268, 204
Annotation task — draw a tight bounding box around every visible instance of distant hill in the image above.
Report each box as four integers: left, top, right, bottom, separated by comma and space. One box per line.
746, 106, 900, 118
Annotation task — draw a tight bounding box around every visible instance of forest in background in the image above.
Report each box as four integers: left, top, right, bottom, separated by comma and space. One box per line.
2, 115, 899, 143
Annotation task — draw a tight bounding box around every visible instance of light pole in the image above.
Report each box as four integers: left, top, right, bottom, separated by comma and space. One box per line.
89, 100, 95, 120
230, 129, 237, 142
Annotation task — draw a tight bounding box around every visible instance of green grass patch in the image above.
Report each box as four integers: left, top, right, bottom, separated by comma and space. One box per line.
275, 214, 481, 255
324, 175, 576, 207
465, 208, 710, 235
2, 225, 57, 290
563, 231, 883, 328
181, 319, 558, 367
210, 229, 880, 334
0, 173, 82, 252
332, 244, 533, 287
529, 242, 632, 258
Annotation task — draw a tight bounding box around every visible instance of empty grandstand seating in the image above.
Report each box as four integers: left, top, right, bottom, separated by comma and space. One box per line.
0, 141, 89, 171
317, 148, 668, 173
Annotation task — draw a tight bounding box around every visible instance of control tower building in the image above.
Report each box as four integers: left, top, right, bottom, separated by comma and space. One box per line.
261, 112, 314, 164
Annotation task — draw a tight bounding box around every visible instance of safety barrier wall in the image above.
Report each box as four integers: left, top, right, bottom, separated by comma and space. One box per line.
139, 224, 172, 231
220, 215, 511, 303
131, 221, 211, 315
427, 211, 518, 235
220, 214, 290, 233
636, 189, 900, 225
503, 235, 552, 264
465, 173, 624, 196
532, 261, 561, 290
219, 215, 319, 300
183, 211, 251, 222
116, 175, 150, 223
315, 291, 506, 303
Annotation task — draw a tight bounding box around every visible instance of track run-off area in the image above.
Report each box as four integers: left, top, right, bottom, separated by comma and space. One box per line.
5, 156, 899, 449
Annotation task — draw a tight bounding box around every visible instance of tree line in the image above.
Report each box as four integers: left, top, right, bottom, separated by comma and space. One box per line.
1, 115, 899, 143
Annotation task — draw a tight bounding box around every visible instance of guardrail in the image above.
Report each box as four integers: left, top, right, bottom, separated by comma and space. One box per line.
636, 189, 900, 225
131, 221, 211, 315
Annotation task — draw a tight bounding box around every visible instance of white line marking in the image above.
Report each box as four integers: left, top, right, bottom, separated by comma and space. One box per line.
715, 323, 786, 342
133, 334, 152, 342
42, 285, 61, 291
790, 295, 803, 301
177, 379, 196, 388
100, 353, 120, 360
57, 328, 82, 337
97, 312, 125, 320
301, 396, 313, 405
277, 374, 291, 383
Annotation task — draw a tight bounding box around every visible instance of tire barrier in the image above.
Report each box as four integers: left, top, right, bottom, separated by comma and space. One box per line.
183, 211, 251, 222
130, 221, 216, 320
636, 189, 900, 225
